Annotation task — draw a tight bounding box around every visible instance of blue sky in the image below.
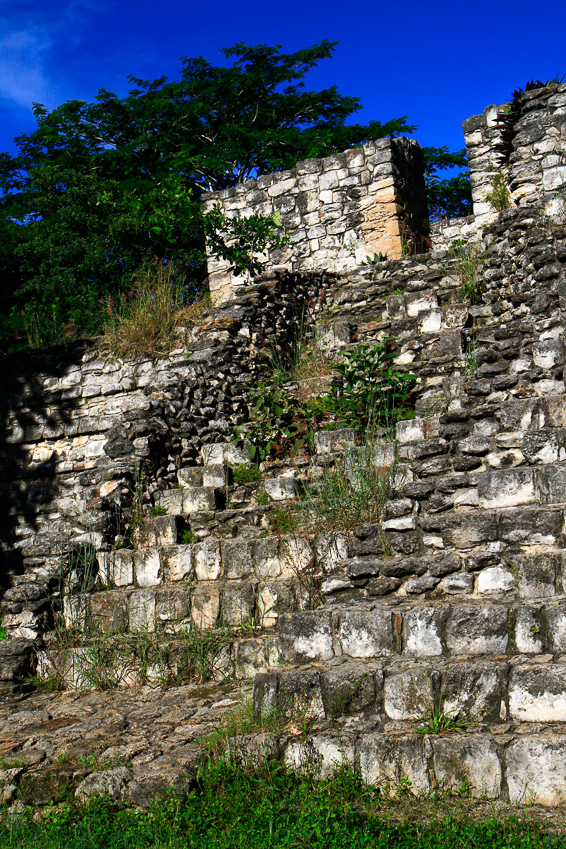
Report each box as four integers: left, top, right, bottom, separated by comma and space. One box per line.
1, 0, 565, 160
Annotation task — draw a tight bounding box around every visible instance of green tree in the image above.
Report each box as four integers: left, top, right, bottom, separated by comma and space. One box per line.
0, 41, 413, 351
422, 146, 472, 219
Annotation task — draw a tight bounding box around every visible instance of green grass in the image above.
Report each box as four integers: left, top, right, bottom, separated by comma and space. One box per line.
1, 762, 563, 849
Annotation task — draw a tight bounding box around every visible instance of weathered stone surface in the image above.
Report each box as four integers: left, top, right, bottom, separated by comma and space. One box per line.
338, 609, 394, 658
359, 733, 429, 794
445, 605, 509, 655
432, 737, 501, 798
278, 612, 334, 663
507, 737, 566, 805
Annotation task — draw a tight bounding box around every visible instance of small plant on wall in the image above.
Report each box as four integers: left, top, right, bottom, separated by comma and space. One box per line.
485, 171, 511, 212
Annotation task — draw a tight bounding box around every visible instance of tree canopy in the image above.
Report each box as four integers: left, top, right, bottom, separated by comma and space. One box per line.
0, 40, 468, 352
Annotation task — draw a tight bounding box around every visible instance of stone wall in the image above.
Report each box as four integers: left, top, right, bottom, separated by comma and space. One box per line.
203, 139, 427, 304
463, 83, 566, 224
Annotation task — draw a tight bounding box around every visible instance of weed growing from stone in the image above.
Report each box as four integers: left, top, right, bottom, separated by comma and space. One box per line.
485, 170, 511, 212
149, 505, 168, 517
445, 240, 487, 305
101, 263, 210, 358
232, 463, 261, 484
293, 436, 401, 533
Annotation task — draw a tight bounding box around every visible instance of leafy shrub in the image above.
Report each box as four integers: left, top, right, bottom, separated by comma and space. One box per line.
232, 464, 262, 484
327, 339, 415, 430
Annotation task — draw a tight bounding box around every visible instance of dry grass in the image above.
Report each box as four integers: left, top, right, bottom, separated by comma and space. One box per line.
100, 263, 210, 358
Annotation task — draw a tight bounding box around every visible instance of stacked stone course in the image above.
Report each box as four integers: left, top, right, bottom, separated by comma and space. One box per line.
3, 88, 566, 808
203, 138, 427, 304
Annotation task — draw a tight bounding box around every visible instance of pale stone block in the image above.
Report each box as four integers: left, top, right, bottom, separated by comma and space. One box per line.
134, 549, 161, 587
129, 589, 156, 632
99, 550, 134, 587
477, 468, 535, 509
191, 584, 220, 630
507, 737, 566, 805
418, 310, 442, 333
384, 669, 432, 720
338, 609, 394, 658
477, 566, 515, 595
264, 477, 297, 501
279, 611, 334, 663
446, 605, 508, 655
432, 737, 502, 798
359, 734, 430, 794
403, 607, 443, 656
194, 541, 222, 581
509, 666, 566, 722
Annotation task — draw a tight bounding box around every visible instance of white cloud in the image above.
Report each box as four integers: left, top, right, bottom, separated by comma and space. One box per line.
0, 1, 103, 110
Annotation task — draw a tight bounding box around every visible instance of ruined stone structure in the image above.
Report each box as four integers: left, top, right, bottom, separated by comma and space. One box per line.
203, 138, 427, 304
2, 85, 566, 809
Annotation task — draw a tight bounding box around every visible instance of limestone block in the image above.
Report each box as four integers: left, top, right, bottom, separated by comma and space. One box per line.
359, 734, 430, 794
507, 737, 566, 805
338, 609, 394, 658
264, 477, 297, 502
432, 737, 501, 798
194, 541, 222, 581
221, 581, 256, 626
477, 566, 515, 595
446, 605, 509, 655
396, 417, 439, 444
314, 428, 356, 455
155, 586, 191, 625
499, 507, 563, 545
128, 590, 156, 632
191, 584, 220, 630
443, 573, 474, 594
441, 513, 498, 549
533, 337, 564, 368
442, 663, 503, 721
89, 592, 129, 635
522, 431, 564, 464
477, 468, 536, 509
203, 465, 225, 488
162, 544, 193, 582
134, 516, 178, 548
278, 669, 325, 719
99, 550, 134, 587
76, 767, 132, 804
278, 611, 334, 663
320, 664, 380, 717
403, 607, 443, 656
221, 540, 253, 579
535, 466, 566, 503
256, 581, 292, 627
134, 549, 161, 587
284, 734, 354, 777
418, 310, 442, 333
515, 607, 544, 654
384, 668, 433, 720
510, 666, 566, 722
253, 537, 285, 579
512, 552, 557, 598
316, 533, 349, 574
498, 398, 542, 432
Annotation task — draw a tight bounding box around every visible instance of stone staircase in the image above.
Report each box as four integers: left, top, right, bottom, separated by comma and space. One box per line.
3, 205, 566, 805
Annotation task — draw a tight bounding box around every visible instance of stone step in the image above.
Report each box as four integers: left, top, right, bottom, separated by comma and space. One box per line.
253, 655, 566, 727
276, 597, 566, 665
230, 724, 566, 806
37, 630, 278, 690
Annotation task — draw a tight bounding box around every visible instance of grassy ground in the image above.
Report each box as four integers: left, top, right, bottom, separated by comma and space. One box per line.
2, 762, 565, 849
